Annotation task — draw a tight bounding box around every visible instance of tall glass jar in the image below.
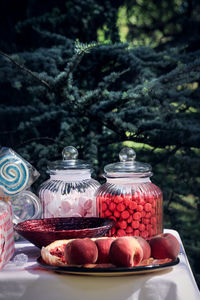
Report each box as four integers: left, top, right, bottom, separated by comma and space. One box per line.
39, 146, 100, 218
96, 147, 163, 239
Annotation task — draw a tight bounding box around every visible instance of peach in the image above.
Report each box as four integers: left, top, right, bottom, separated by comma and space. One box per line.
135, 236, 151, 260
95, 238, 115, 263
149, 233, 180, 259
109, 236, 143, 267
64, 238, 98, 265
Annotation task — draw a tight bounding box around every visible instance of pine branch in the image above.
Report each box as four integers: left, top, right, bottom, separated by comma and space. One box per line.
73, 69, 130, 111
161, 59, 200, 85
53, 41, 98, 90
0, 50, 51, 90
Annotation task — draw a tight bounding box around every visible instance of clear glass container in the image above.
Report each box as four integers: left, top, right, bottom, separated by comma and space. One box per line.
96, 147, 163, 239
12, 190, 42, 224
39, 146, 100, 218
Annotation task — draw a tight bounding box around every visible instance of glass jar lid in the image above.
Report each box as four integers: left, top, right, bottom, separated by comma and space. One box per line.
48, 146, 91, 170
104, 147, 152, 178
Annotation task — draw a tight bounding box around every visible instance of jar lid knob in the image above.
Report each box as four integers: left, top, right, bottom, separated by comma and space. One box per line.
62, 146, 78, 160
119, 147, 136, 162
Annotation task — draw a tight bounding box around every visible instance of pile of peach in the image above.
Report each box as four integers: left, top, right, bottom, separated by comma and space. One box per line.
97, 188, 162, 239
64, 233, 180, 267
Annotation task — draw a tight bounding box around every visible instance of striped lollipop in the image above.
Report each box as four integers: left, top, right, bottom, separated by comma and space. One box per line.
0, 154, 30, 196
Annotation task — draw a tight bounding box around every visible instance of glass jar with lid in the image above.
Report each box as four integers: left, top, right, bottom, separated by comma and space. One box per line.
39, 146, 100, 218
96, 147, 163, 239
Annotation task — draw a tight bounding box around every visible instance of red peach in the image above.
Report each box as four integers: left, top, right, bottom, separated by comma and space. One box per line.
109, 236, 143, 267
149, 233, 180, 259
134, 236, 151, 260
64, 238, 98, 265
95, 238, 115, 263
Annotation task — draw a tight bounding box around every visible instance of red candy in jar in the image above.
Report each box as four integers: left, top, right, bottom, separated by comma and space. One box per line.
96, 147, 163, 239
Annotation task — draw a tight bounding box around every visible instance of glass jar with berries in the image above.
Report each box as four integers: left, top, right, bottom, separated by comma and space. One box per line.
39, 146, 100, 218
96, 147, 163, 239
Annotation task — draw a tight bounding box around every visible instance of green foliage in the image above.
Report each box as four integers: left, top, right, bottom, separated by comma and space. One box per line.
119, 0, 200, 48
0, 0, 200, 287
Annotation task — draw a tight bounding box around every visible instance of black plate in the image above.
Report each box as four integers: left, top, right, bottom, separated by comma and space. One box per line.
37, 256, 180, 277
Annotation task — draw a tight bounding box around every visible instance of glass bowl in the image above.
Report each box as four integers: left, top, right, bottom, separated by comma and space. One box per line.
14, 217, 115, 248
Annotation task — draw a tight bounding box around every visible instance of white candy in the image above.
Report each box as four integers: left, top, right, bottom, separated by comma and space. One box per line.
13, 253, 28, 266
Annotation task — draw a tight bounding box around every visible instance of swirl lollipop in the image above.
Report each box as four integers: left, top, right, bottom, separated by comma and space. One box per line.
0, 154, 30, 197
0, 147, 39, 201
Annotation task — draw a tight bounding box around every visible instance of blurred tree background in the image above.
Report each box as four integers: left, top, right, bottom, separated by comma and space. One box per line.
0, 0, 199, 287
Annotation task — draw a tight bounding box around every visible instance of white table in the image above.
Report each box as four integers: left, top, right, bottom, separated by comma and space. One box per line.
0, 229, 199, 300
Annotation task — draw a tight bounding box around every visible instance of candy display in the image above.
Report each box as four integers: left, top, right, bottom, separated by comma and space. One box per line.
0, 147, 40, 199
12, 190, 42, 225
0, 147, 41, 254
96, 147, 163, 239
0, 154, 29, 196
0, 201, 15, 270
39, 146, 100, 218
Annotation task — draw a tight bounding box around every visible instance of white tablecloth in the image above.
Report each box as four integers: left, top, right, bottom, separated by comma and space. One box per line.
0, 229, 199, 300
